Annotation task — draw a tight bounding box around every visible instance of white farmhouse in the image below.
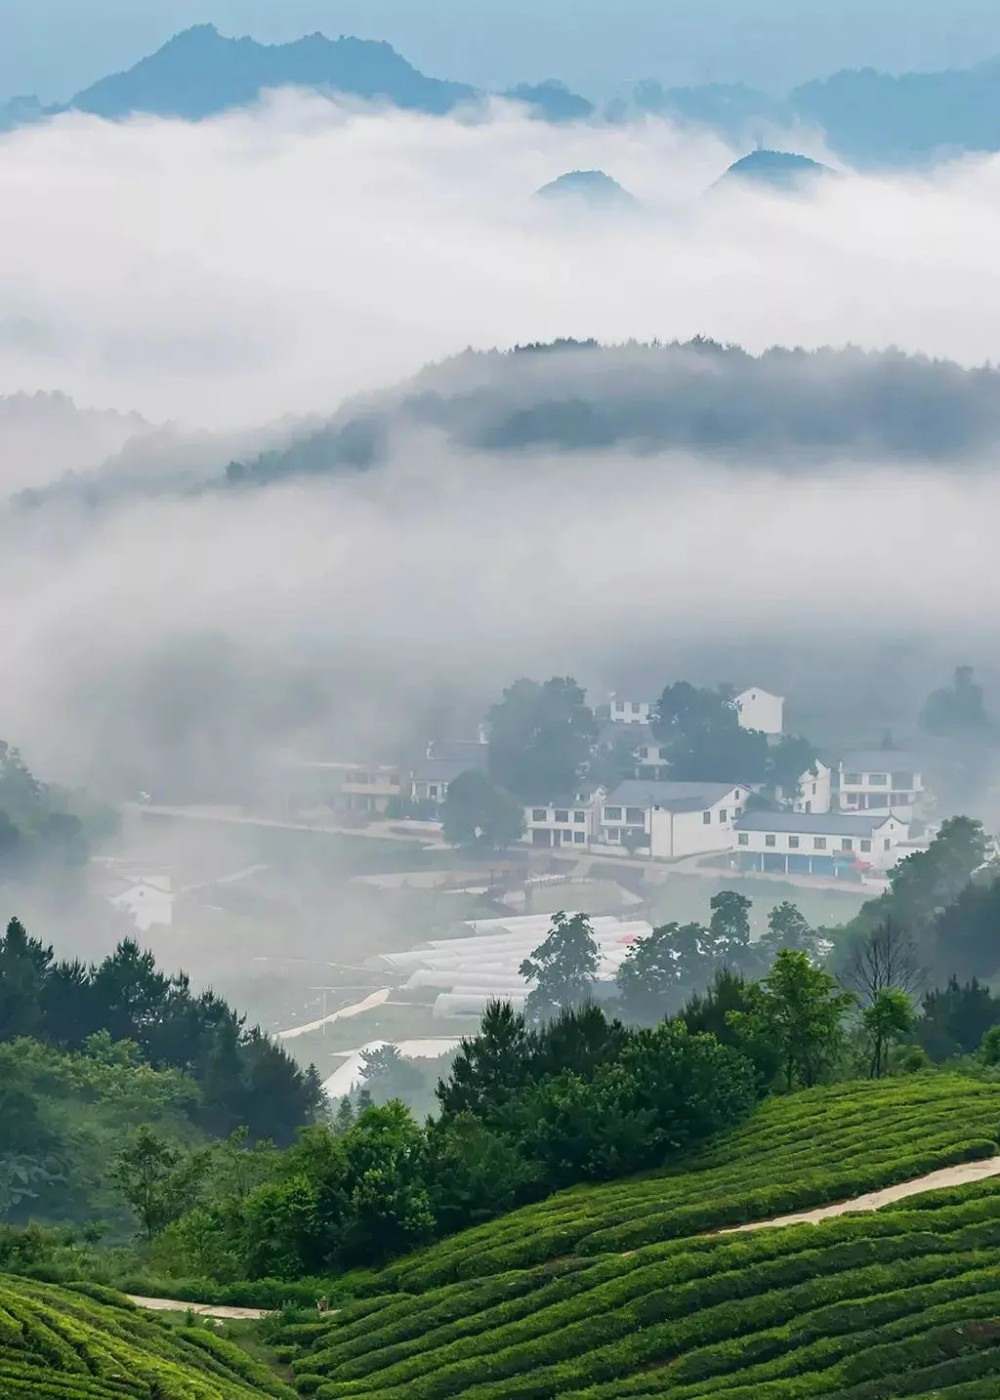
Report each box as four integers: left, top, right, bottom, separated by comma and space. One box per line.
524, 796, 602, 849
108, 876, 174, 932
608, 694, 652, 725
734, 687, 785, 737
837, 752, 927, 822
776, 760, 833, 815
733, 812, 908, 877
598, 780, 749, 860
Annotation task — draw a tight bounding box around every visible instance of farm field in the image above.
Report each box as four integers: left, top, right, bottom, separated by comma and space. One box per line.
0, 1275, 289, 1399
269, 1074, 1000, 1399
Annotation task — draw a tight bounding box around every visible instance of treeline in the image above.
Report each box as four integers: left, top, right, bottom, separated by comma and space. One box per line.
223, 340, 1000, 487
0, 744, 107, 882
0, 920, 324, 1230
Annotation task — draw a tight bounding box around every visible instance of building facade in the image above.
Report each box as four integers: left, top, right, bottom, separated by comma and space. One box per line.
608, 695, 652, 725
598, 780, 748, 859
523, 799, 601, 849
837, 752, 926, 822
733, 812, 909, 876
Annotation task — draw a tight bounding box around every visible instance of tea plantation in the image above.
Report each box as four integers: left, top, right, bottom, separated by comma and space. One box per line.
0, 1275, 291, 1399
272, 1074, 1000, 1399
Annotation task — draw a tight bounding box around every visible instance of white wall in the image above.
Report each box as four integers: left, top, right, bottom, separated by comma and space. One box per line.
794, 762, 832, 815
838, 765, 925, 821
523, 800, 598, 848
735, 688, 784, 736
735, 817, 908, 872
649, 805, 736, 859
609, 697, 651, 724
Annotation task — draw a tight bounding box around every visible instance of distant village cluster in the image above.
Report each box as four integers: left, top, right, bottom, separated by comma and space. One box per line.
292, 685, 933, 887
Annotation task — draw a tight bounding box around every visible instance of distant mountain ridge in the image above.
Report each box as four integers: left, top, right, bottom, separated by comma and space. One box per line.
3, 24, 1000, 167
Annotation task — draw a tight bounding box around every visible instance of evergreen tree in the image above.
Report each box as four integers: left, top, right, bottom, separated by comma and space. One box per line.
520, 912, 600, 1021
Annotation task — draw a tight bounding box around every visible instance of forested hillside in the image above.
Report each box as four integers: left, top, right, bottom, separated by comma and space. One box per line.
224, 341, 1000, 487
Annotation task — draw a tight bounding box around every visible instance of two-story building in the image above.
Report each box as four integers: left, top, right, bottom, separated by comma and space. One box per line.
598, 780, 748, 860
608, 694, 652, 725
733, 811, 909, 877
837, 752, 926, 822
289, 760, 404, 815
523, 796, 602, 849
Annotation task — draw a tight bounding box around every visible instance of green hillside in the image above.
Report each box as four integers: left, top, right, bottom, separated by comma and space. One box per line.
271, 1075, 1000, 1399
0, 1276, 290, 1399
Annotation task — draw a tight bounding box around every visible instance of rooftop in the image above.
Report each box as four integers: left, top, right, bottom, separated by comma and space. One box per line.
605, 779, 745, 809
840, 751, 923, 773
736, 812, 902, 836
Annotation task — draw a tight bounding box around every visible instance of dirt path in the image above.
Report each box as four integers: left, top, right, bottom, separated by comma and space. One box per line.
126, 1295, 271, 1320
716, 1155, 1000, 1236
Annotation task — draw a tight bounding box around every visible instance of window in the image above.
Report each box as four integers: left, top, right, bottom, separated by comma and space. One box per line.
574, 810, 585, 823
814, 837, 827, 850
861, 840, 872, 853
718, 809, 727, 823
734, 807, 743, 819
867, 794, 888, 808
841, 838, 854, 852
892, 772, 914, 788
631, 701, 641, 713
573, 831, 586, 844
765, 834, 776, 847
614, 701, 624, 712
605, 806, 622, 821
884, 839, 891, 851
734, 790, 742, 800
562, 830, 574, 843
703, 811, 712, 825
428, 785, 439, 800
890, 792, 911, 805
844, 772, 862, 785
788, 836, 800, 849
811, 783, 817, 795
554, 809, 569, 824
532, 808, 547, 822
867, 773, 888, 786
738, 833, 749, 846
625, 807, 645, 825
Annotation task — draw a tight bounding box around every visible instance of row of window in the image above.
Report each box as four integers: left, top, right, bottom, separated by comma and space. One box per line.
613, 701, 645, 713
842, 772, 916, 787
738, 833, 891, 853
345, 770, 401, 786
842, 792, 912, 807
530, 808, 587, 824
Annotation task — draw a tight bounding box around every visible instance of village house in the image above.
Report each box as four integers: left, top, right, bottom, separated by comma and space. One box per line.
734, 687, 785, 737
523, 795, 603, 848
836, 752, 927, 821
597, 780, 748, 860
608, 694, 652, 725
733, 811, 909, 877
409, 738, 489, 806
776, 760, 834, 815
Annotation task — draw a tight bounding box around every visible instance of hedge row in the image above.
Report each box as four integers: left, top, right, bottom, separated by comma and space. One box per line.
387, 1075, 1000, 1291
275, 1174, 1000, 1400
0, 1273, 294, 1399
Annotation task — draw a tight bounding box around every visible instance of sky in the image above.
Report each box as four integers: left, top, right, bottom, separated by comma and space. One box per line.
2, 95, 1000, 806
4, 1, 1000, 104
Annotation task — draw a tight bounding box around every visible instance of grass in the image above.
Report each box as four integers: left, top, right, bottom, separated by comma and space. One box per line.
0, 1274, 294, 1397
263, 1073, 1000, 1398
647, 874, 866, 935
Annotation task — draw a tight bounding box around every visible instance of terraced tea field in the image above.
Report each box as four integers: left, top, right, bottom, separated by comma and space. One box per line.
390, 1074, 1000, 1290
274, 1074, 1000, 1399
0, 1275, 290, 1399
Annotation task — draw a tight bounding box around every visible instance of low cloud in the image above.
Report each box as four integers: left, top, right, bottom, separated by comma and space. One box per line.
0, 94, 998, 434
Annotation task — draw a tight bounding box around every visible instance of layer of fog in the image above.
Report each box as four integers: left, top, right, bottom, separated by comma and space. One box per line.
2, 443, 999, 799
5, 94, 1000, 445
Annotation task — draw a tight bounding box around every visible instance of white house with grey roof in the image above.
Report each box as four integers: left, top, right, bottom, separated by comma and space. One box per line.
409, 738, 489, 806
733, 811, 909, 877
599, 780, 749, 860
837, 753, 927, 822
